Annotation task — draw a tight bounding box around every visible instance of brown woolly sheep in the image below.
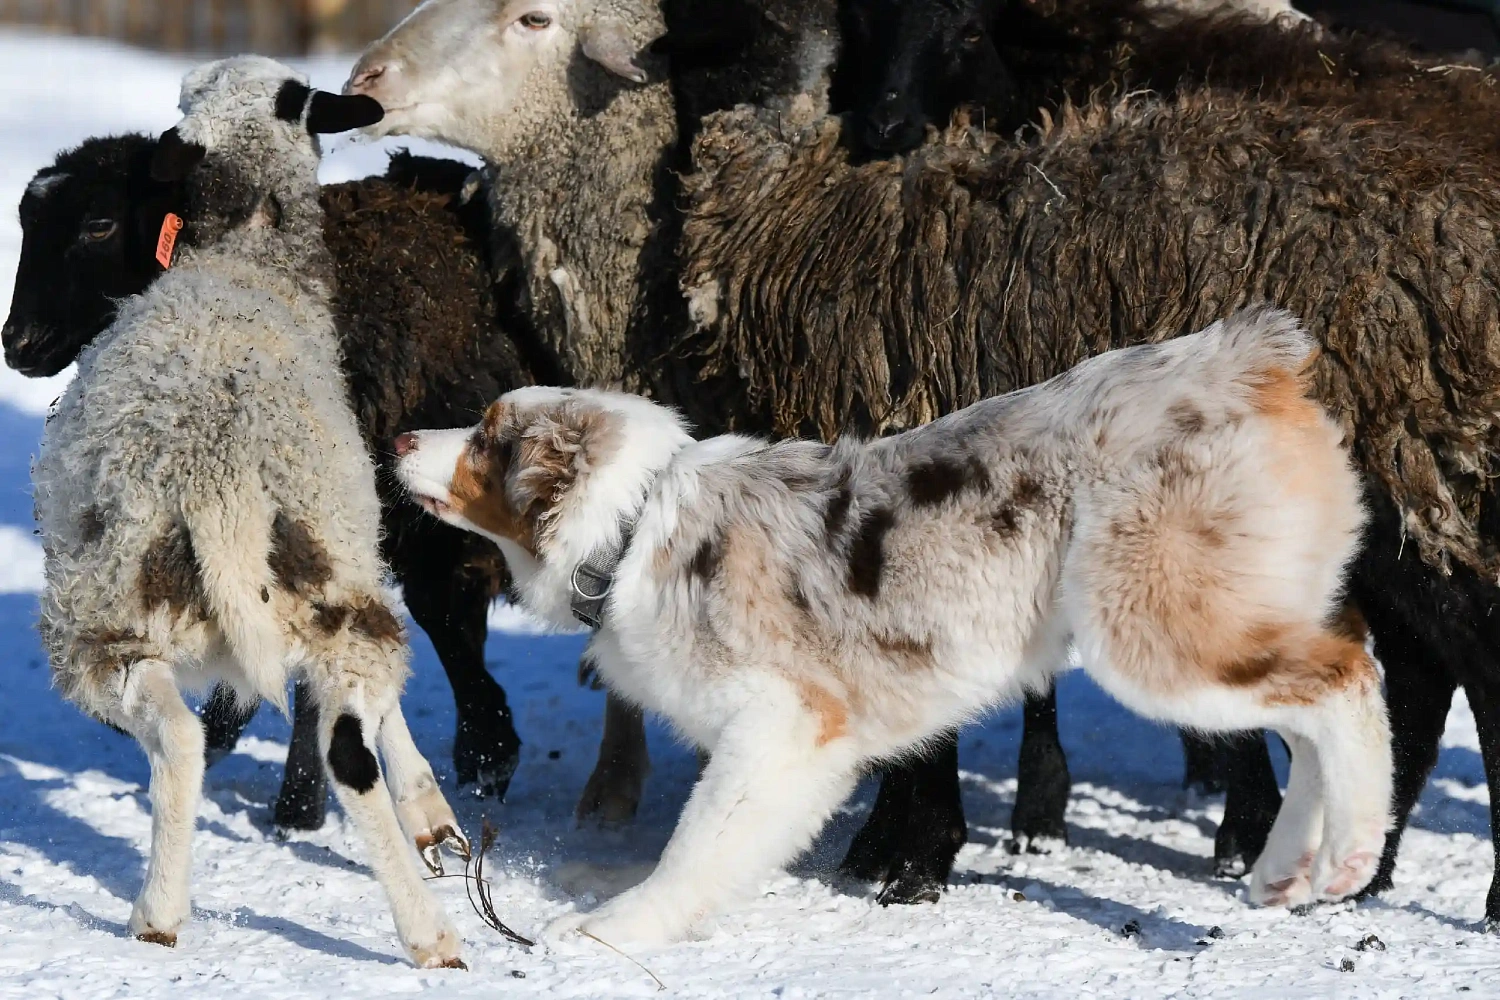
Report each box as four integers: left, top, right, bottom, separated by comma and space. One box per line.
678, 93, 1500, 924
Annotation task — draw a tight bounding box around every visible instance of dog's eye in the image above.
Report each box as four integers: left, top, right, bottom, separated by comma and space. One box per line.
81, 219, 118, 242
518, 11, 552, 29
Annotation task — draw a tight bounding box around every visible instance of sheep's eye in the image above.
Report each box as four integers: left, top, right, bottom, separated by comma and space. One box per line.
82, 219, 118, 241
962, 26, 985, 44
518, 12, 552, 29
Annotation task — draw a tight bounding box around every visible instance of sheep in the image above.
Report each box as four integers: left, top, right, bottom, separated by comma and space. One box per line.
678, 92, 1500, 924
31, 56, 469, 964
6, 140, 532, 831
832, 0, 1500, 157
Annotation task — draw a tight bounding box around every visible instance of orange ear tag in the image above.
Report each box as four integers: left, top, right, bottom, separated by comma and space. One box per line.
155, 213, 183, 269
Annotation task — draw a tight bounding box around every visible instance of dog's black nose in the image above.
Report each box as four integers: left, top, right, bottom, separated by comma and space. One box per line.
393, 432, 417, 456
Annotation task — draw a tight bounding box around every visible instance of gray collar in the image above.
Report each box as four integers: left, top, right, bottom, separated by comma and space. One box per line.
569, 523, 636, 631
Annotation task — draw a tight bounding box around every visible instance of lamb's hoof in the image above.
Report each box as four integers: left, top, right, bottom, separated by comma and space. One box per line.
453, 712, 520, 800
135, 929, 178, 947
409, 923, 465, 969
1009, 812, 1068, 852
417, 825, 472, 877
1353, 868, 1394, 901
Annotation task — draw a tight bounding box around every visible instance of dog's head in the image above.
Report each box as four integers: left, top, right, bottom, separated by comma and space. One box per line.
395, 387, 692, 608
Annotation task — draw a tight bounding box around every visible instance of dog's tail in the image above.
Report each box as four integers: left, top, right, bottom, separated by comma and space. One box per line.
180, 470, 292, 715
1187, 305, 1317, 388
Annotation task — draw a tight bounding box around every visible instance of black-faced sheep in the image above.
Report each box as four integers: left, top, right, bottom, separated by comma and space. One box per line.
32, 56, 470, 964
6, 140, 531, 831
678, 94, 1500, 925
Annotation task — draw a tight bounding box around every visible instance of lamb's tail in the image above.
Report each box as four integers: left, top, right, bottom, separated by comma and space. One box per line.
181, 473, 292, 714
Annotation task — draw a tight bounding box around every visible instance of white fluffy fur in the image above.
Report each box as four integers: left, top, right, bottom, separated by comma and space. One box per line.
33, 57, 465, 967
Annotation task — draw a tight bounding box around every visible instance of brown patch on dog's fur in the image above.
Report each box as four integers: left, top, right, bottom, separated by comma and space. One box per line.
690, 533, 723, 582
795, 678, 848, 746
907, 457, 990, 507
1169, 401, 1206, 434
135, 929, 177, 947
269, 512, 333, 594
847, 507, 896, 598
447, 432, 535, 553
140, 526, 208, 619
875, 632, 934, 671
1215, 624, 1377, 706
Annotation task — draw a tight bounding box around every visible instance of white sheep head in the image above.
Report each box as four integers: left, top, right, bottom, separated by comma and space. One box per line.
345, 0, 662, 159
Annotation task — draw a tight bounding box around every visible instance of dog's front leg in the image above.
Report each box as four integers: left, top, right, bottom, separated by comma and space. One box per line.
549, 690, 861, 948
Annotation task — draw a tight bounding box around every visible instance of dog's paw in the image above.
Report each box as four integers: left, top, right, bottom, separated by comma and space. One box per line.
547, 892, 684, 950
1249, 850, 1316, 908
1313, 849, 1380, 902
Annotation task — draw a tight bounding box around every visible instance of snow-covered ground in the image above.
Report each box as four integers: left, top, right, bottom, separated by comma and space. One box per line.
1, 29, 1497, 1000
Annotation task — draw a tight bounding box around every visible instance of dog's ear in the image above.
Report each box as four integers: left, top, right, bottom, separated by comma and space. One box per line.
150, 127, 207, 183
513, 400, 620, 530
481, 400, 509, 440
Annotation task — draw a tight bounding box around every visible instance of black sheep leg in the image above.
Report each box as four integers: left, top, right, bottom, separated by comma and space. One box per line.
1179, 731, 1227, 795
1356, 621, 1454, 900
1213, 731, 1280, 876
1460, 677, 1500, 928
273, 680, 329, 830
1011, 685, 1071, 848
400, 546, 520, 799
201, 683, 257, 767
840, 732, 967, 904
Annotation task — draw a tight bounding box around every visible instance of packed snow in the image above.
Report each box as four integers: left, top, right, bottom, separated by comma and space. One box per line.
0, 29, 1496, 1000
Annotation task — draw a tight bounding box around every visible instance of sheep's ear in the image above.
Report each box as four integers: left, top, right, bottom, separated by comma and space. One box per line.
149, 127, 207, 183
579, 16, 649, 84
305, 91, 385, 134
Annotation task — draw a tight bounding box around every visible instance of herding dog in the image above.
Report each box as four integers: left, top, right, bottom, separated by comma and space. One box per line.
395, 307, 1391, 948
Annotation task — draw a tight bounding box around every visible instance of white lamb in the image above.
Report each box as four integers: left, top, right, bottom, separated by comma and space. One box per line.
32, 56, 469, 968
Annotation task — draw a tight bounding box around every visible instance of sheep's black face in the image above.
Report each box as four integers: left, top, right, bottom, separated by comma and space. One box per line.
4, 135, 182, 377
835, 0, 1015, 155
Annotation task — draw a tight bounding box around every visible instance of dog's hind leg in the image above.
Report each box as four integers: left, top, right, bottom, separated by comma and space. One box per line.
1011, 685, 1070, 851
119, 659, 205, 946
1247, 732, 1323, 906
576, 693, 650, 826
550, 691, 862, 948
379, 703, 469, 873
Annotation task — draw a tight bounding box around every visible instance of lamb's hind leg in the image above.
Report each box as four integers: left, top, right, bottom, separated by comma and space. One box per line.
379, 703, 469, 873
318, 684, 463, 968
119, 660, 205, 946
